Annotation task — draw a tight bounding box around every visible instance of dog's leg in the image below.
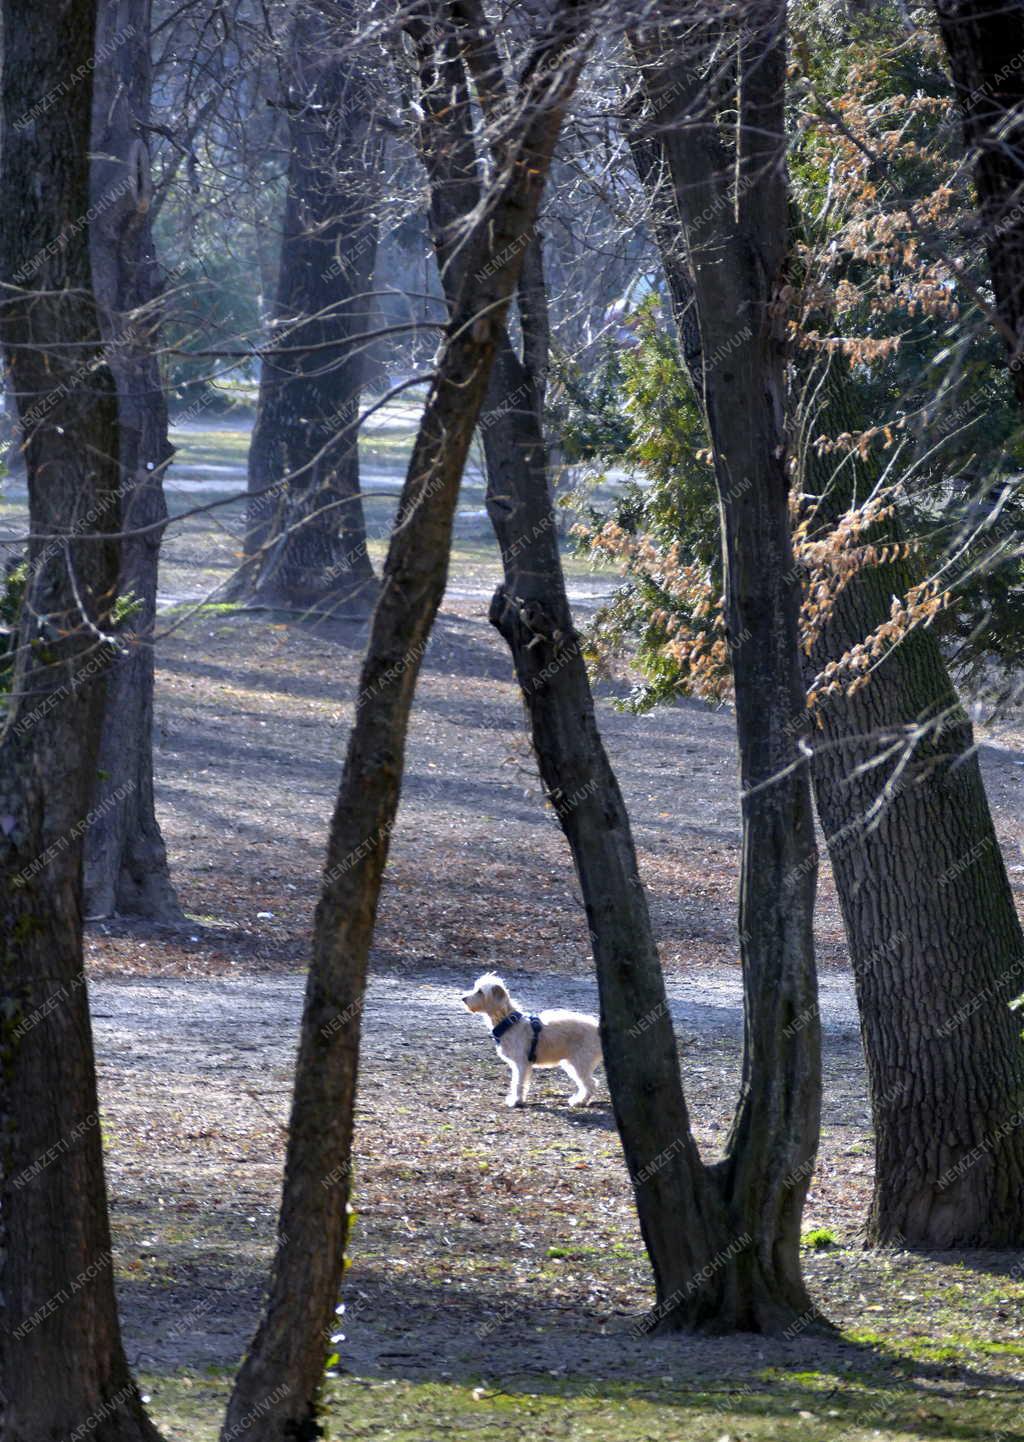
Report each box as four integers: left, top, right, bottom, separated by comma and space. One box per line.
506, 1061, 531, 1107
579, 1046, 600, 1103
561, 1061, 592, 1106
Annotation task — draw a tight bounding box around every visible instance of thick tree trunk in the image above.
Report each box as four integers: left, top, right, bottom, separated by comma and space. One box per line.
633, 2, 823, 1328
0, 2, 163, 1437
85, 0, 182, 921
810, 560, 1024, 1245
802, 364, 1024, 1246
220, 13, 587, 1437
935, 0, 1024, 401
234, 2, 378, 612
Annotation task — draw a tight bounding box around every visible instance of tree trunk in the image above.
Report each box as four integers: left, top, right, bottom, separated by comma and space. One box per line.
234, 2, 378, 612
632, 2, 824, 1327
410, 3, 821, 1331
935, 0, 1024, 402
810, 562, 1024, 1245
85, 0, 182, 921
220, 13, 587, 1437
633, 35, 1024, 1248
428, 12, 727, 1321
0, 2, 163, 1437
483, 332, 726, 1324
802, 363, 1024, 1246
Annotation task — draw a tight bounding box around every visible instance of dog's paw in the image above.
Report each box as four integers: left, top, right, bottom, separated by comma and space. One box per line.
505, 1096, 523, 1108
569, 1094, 592, 1107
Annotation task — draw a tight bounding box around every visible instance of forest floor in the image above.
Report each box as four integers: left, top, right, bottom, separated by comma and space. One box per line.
93, 585, 1024, 1441
7, 415, 1024, 1438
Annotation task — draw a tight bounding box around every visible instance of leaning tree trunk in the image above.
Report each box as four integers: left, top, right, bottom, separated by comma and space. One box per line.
234, 1, 378, 611
802, 362, 1024, 1246
632, 1, 824, 1327
935, 0, 1024, 403
0, 2, 163, 1438
220, 13, 588, 1437
85, 0, 182, 921
482, 328, 728, 1324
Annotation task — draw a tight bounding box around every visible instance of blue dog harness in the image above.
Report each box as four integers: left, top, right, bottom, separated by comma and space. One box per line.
492, 1011, 543, 1063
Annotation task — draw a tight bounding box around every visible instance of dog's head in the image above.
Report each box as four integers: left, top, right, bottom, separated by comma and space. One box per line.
461, 972, 509, 1015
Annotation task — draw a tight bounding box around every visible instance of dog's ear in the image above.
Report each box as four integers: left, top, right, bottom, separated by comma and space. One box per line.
488, 979, 509, 1002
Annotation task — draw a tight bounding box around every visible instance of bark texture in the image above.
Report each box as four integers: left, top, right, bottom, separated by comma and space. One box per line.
802, 363, 1024, 1246
220, 11, 587, 1437
632, 1, 823, 1327
413, 7, 727, 1327
640, 110, 1024, 1244
935, 0, 1024, 402
235, 1, 378, 611
85, 0, 182, 920
0, 1, 163, 1437
810, 569, 1024, 1245
410, 4, 822, 1330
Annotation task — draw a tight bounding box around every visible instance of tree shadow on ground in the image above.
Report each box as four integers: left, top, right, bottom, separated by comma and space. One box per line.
527, 1100, 619, 1132
912, 1247, 1024, 1281
331, 1269, 1024, 1440
120, 1259, 1024, 1442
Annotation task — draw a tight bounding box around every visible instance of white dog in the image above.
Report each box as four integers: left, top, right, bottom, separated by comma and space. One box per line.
460, 972, 602, 1107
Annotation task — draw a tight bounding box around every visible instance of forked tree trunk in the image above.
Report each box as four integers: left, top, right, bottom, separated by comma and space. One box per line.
632, 1, 824, 1326
935, 0, 1024, 403
414, 3, 820, 1330
85, 0, 182, 921
220, 13, 588, 1437
0, 2, 164, 1437
235, 1, 378, 611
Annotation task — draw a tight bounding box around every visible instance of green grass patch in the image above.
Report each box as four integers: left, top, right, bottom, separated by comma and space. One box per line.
139, 1368, 1024, 1442
168, 425, 252, 460
160, 602, 243, 618
802, 1227, 840, 1250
